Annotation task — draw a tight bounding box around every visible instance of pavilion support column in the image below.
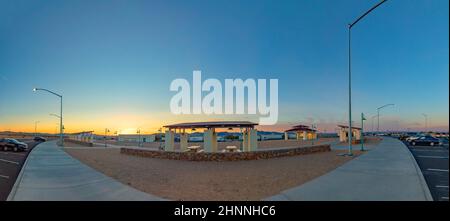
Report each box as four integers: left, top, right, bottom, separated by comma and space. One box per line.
180, 129, 188, 151
355, 129, 361, 141
164, 129, 174, 151
303, 131, 307, 140
204, 128, 217, 152
296, 132, 300, 140
284, 132, 288, 140
242, 130, 249, 152
212, 129, 218, 152
339, 129, 345, 142
248, 129, 258, 151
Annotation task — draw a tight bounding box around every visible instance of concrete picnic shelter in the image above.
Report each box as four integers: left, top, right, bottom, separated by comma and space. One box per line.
337, 125, 362, 142
284, 125, 317, 141
163, 121, 258, 152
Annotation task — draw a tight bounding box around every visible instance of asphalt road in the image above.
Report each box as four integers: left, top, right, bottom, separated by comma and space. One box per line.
406, 141, 449, 201
0, 140, 41, 201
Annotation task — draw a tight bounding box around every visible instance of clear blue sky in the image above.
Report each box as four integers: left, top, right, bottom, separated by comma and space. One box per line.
0, 0, 448, 133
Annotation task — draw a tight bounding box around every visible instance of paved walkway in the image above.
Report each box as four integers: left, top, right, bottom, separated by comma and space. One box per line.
8, 141, 164, 201
267, 137, 433, 201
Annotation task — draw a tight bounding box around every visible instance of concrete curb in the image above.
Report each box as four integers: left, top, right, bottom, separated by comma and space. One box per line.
6, 141, 44, 201
404, 144, 434, 201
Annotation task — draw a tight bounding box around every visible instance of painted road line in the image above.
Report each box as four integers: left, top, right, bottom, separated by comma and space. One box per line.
427, 168, 449, 172
2, 152, 26, 156
0, 174, 9, 179
436, 185, 449, 188
0, 158, 20, 165
411, 149, 449, 153
417, 155, 449, 159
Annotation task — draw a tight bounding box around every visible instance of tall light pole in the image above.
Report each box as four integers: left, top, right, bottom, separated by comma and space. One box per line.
422, 113, 428, 132
377, 103, 394, 134
49, 114, 61, 138
49, 113, 61, 119
34, 121, 40, 137
33, 88, 63, 146
104, 128, 110, 147
347, 0, 388, 156
137, 128, 141, 147
361, 113, 367, 151
371, 115, 378, 133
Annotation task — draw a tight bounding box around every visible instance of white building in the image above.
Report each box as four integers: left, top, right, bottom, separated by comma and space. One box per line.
68, 131, 94, 143
118, 134, 156, 143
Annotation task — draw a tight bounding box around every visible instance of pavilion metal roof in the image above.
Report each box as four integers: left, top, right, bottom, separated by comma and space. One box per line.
292, 124, 310, 128
285, 124, 316, 132
164, 121, 258, 129
337, 125, 362, 130
285, 128, 317, 132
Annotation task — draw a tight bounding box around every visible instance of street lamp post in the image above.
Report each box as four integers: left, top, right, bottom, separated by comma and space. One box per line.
377, 103, 394, 134
34, 121, 40, 137
33, 88, 63, 146
49, 114, 61, 138
371, 115, 378, 134
347, 0, 388, 156
361, 113, 367, 151
137, 129, 141, 147
422, 113, 428, 132
104, 128, 110, 147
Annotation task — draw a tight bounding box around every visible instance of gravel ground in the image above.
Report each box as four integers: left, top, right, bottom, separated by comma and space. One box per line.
65, 147, 365, 201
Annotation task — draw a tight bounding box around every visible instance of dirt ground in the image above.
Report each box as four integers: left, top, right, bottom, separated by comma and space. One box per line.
65, 147, 366, 201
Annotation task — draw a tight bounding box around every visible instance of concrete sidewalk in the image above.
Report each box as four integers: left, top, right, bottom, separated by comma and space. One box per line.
267, 137, 433, 201
8, 141, 164, 201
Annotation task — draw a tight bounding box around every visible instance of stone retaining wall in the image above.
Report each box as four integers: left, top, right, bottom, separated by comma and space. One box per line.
120, 144, 331, 161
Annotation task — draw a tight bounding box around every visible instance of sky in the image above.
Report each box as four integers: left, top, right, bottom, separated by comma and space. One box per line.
0, 0, 448, 134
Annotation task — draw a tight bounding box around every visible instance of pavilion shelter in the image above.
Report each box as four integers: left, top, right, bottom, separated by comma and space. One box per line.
284, 125, 317, 141
163, 121, 258, 152
337, 125, 362, 142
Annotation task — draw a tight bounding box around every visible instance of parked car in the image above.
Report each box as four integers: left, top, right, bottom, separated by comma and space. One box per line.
410, 136, 442, 146
0, 138, 29, 152
399, 134, 410, 141
33, 136, 46, 142
405, 133, 425, 142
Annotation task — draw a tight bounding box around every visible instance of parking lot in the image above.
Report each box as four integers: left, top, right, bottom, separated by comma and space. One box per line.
0, 140, 41, 201
406, 141, 449, 201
